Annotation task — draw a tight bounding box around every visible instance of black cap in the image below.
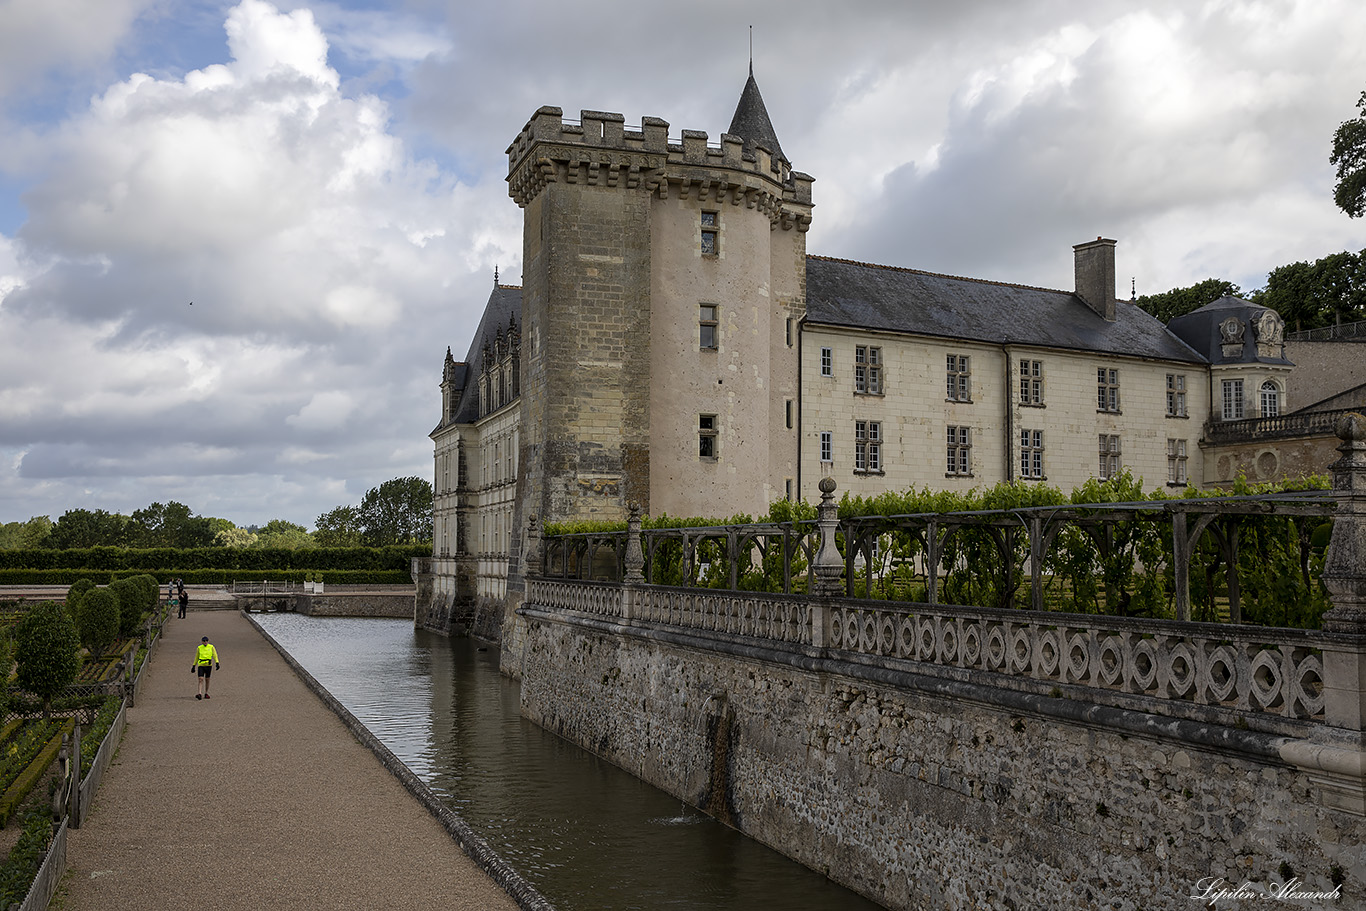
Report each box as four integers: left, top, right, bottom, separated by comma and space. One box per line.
201, 636, 209, 642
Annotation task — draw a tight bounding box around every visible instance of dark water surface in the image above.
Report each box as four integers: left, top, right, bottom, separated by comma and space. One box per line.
255, 615, 885, 911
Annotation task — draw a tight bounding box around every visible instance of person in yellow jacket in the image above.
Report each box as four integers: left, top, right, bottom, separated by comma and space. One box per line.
193, 636, 220, 700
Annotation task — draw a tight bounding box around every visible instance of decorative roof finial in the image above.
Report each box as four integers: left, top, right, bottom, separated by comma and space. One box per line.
749, 25, 753, 76
494, 264, 500, 287
1131, 277, 1136, 301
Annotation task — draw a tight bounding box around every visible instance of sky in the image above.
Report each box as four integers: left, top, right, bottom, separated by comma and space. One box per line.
2, 0, 1365, 530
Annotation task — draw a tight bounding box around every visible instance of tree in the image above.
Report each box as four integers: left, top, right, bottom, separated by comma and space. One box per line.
314, 505, 364, 547
48, 508, 130, 549
359, 477, 433, 546
1259, 250, 1366, 330
1331, 91, 1366, 218
75, 588, 120, 660
65, 578, 97, 610
1135, 278, 1241, 324
14, 601, 81, 714
0, 517, 52, 550
254, 519, 314, 550
214, 526, 258, 548
128, 501, 215, 548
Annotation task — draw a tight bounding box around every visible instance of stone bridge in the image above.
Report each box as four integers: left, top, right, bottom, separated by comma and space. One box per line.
509, 416, 1366, 910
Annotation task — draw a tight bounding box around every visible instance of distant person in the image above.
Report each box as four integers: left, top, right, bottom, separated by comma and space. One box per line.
193, 636, 220, 700
166, 579, 175, 603
178, 589, 189, 619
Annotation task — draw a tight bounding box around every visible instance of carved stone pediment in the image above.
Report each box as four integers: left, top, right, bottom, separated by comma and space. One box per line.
1219, 317, 1245, 344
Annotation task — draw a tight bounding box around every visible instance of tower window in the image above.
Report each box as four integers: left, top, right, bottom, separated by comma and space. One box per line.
1260, 380, 1280, 417
701, 211, 718, 255
1222, 379, 1245, 420
699, 304, 718, 350
699, 414, 718, 459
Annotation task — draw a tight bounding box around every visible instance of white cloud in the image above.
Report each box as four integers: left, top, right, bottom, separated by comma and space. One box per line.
286, 390, 354, 431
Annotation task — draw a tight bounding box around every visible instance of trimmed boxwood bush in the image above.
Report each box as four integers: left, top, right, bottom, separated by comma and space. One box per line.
75, 588, 119, 659
0, 568, 415, 585
65, 577, 96, 609
14, 601, 81, 713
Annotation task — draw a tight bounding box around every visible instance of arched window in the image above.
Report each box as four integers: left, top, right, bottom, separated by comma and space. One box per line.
1260, 380, 1280, 417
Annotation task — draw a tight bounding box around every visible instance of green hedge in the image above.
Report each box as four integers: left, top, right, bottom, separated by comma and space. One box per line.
0, 545, 427, 572
0, 569, 414, 586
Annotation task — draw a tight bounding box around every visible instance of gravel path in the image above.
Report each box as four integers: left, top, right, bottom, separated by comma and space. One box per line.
60, 608, 522, 911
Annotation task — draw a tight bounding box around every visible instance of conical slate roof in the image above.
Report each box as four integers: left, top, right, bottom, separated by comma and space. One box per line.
728, 67, 786, 164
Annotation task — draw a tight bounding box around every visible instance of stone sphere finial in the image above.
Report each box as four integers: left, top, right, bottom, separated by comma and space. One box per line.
818, 477, 837, 496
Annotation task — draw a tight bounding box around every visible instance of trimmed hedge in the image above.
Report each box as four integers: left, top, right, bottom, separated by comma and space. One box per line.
0, 545, 427, 572
0, 568, 413, 586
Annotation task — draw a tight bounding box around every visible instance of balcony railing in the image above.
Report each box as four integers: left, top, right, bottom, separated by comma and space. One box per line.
1203, 408, 1354, 444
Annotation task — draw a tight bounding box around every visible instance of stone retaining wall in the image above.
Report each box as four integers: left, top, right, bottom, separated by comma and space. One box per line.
294, 593, 414, 619
517, 610, 1361, 911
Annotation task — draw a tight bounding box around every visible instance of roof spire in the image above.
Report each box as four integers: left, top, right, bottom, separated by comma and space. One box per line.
749, 25, 753, 77
728, 58, 787, 165
494, 264, 499, 287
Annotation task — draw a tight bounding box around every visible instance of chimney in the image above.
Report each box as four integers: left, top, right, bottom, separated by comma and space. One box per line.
1074, 237, 1117, 321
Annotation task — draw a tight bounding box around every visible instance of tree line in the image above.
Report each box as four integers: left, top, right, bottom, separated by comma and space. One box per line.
0, 476, 433, 551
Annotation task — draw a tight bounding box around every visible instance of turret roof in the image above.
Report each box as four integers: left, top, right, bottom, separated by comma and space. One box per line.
728, 67, 786, 164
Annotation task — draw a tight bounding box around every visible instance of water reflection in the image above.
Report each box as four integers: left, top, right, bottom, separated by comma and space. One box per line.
257, 615, 884, 911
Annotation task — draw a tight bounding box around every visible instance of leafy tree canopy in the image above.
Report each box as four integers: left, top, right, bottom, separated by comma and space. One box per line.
359, 477, 433, 546
48, 508, 130, 549
1331, 90, 1366, 218
15, 601, 81, 709
314, 505, 364, 547
0, 517, 53, 550
1257, 250, 1366, 330
254, 519, 314, 550
1135, 278, 1241, 324
128, 501, 216, 549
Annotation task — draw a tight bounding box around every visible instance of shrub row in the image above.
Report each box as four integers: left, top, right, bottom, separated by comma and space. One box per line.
0, 545, 427, 572
0, 569, 414, 586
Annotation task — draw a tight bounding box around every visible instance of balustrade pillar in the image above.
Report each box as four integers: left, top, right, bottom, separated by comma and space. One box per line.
810, 478, 842, 647
1321, 413, 1366, 733
622, 503, 644, 621
524, 514, 543, 579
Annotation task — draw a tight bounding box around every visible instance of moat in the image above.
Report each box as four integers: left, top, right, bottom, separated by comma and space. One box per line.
255, 614, 885, 911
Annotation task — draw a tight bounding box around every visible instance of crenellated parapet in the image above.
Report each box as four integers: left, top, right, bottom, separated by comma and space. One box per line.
506, 106, 813, 230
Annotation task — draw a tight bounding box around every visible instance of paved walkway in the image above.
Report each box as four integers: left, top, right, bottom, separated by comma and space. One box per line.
61, 608, 521, 911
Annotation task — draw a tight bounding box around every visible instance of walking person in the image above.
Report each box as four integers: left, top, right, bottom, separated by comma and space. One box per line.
178, 588, 188, 619
193, 636, 220, 700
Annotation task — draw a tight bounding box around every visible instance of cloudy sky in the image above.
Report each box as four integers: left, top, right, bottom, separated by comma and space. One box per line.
2, 0, 1365, 529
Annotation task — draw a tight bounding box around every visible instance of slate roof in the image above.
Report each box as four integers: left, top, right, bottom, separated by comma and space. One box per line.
803, 256, 1207, 363
1166, 295, 1293, 366
437, 283, 522, 432
728, 67, 786, 164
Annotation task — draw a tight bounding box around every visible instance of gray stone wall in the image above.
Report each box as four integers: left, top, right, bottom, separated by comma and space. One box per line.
295, 594, 414, 618
518, 612, 1361, 911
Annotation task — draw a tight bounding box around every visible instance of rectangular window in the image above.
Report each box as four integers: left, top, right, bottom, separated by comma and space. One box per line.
1097, 368, 1120, 413
820, 430, 833, 463
946, 354, 971, 402
785, 399, 793, 429
699, 304, 718, 350
1222, 379, 1245, 420
1098, 434, 1121, 479
1167, 438, 1188, 485
785, 478, 793, 501
946, 425, 972, 476
1019, 359, 1044, 405
700, 211, 718, 254
1166, 374, 1187, 417
1260, 381, 1280, 417
820, 347, 833, 377
854, 420, 882, 473
785, 317, 792, 347
1019, 429, 1044, 479
855, 346, 883, 395
699, 414, 717, 459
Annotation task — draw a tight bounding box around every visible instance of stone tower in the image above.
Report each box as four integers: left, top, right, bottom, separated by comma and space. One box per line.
503, 70, 814, 560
